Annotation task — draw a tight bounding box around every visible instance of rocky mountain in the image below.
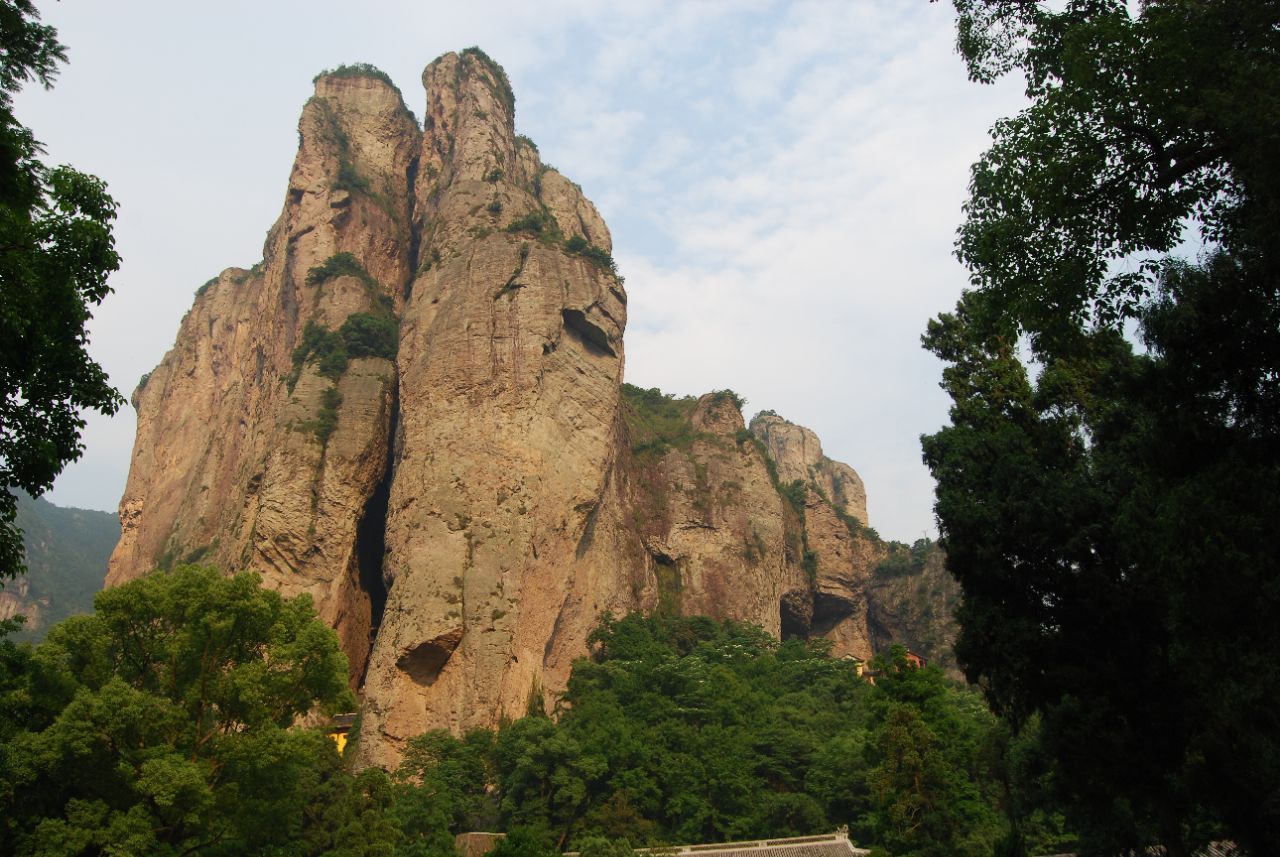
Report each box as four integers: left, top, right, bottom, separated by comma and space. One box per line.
867, 540, 962, 681
0, 492, 117, 641
109, 51, 945, 768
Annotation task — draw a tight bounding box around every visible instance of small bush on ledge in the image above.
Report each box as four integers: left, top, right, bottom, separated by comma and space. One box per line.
313, 63, 398, 92
564, 234, 622, 281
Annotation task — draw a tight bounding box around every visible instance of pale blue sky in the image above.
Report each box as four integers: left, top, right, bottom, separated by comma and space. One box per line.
19, 1, 1024, 541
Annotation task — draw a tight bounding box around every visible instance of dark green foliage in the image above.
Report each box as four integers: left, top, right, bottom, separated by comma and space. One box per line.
484, 167, 503, 183
707, 389, 746, 411
460, 47, 515, 113
307, 251, 377, 288
488, 828, 558, 857
5, 492, 116, 642
304, 387, 343, 444
292, 256, 397, 393
778, 479, 807, 514
0, 566, 364, 855
339, 312, 398, 360
866, 541, 965, 686
195, 276, 216, 296
317, 344, 350, 380
292, 320, 348, 386
564, 234, 622, 280
801, 545, 818, 582
502, 219, 623, 280
0, 2, 122, 581
620, 383, 699, 457
875, 538, 934, 579
335, 159, 372, 195
514, 134, 539, 153
487, 198, 503, 215
392, 729, 499, 854
926, 2, 1280, 853
505, 209, 560, 239
398, 615, 1023, 854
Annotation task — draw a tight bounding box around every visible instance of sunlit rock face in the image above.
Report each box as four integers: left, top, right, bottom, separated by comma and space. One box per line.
111, 51, 888, 769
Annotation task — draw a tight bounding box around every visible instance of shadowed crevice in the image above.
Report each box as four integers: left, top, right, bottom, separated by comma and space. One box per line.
780, 589, 812, 640
353, 380, 397, 685
561, 308, 616, 357
809, 590, 857, 637
398, 628, 463, 686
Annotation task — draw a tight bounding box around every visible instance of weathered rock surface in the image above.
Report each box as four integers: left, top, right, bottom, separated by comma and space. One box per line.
109, 69, 417, 686
750, 413, 867, 524
110, 52, 905, 769
868, 543, 963, 681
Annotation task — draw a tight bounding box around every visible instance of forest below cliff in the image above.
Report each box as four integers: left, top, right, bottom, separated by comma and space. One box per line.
0, 568, 1071, 857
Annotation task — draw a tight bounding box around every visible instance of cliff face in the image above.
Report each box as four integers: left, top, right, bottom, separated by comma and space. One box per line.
110, 52, 897, 769
109, 70, 418, 685
868, 543, 963, 681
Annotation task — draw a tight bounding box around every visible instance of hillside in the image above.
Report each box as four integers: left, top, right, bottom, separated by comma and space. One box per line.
0, 493, 117, 641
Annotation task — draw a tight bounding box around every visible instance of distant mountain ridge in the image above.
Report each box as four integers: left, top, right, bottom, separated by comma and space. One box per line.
0, 492, 118, 641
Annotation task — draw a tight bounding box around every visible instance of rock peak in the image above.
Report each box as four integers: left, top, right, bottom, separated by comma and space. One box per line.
750, 411, 868, 525
109, 51, 887, 771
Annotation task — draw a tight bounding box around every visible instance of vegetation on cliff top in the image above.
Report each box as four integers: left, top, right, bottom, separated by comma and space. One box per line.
313, 62, 399, 93
620, 384, 700, 457
460, 46, 515, 113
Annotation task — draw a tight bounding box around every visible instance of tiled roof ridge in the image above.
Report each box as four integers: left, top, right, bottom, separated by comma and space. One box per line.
679, 833, 851, 852
565, 831, 870, 857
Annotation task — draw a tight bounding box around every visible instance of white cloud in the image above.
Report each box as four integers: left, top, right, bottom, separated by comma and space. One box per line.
24, 0, 1025, 541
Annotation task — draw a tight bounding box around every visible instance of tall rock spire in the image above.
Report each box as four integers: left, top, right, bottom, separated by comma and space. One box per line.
359, 50, 628, 765
110, 51, 886, 770
109, 69, 419, 681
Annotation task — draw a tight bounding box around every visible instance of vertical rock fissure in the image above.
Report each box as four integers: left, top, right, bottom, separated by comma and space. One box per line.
354, 381, 397, 683
403, 157, 421, 300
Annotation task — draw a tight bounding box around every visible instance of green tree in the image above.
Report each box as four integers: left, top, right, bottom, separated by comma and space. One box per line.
862, 648, 1004, 857
392, 728, 497, 856
0, 565, 371, 855
924, 1, 1280, 853
474, 614, 1008, 853
0, 1, 123, 581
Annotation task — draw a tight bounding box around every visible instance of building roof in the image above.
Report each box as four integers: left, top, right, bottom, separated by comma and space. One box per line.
668, 833, 869, 857
565, 832, 868, 857
327, 713, 358, 730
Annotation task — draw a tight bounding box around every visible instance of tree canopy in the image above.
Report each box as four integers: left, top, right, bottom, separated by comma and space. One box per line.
391, 614, 1067, 857
0, 565, 381, 855
0, 0, 123, 581
923, 2, 1280, 854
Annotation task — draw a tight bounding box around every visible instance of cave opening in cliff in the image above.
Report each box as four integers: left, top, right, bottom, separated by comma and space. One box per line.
355, 469, 391, 635
779, 590, 812, 641
809, 591, 856, 637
